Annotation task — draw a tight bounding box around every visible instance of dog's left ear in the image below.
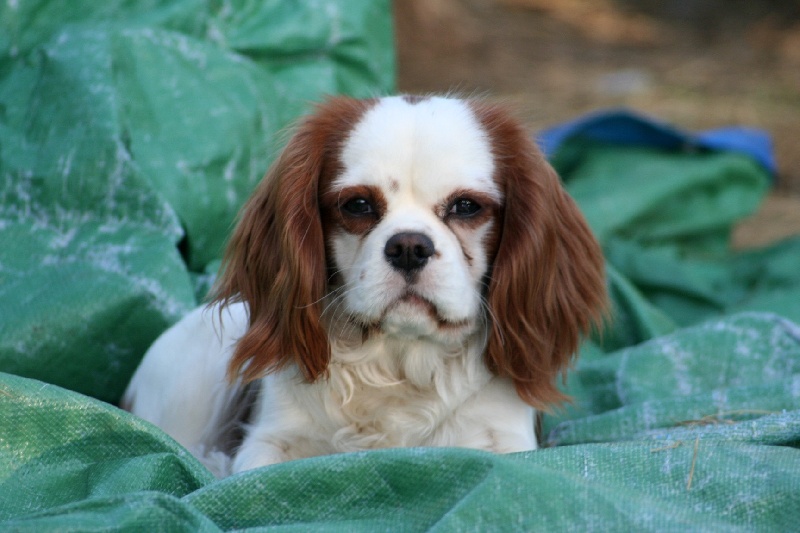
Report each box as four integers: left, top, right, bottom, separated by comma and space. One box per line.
471, 102, 608, 410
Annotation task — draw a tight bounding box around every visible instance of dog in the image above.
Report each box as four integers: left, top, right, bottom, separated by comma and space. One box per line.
123, 95, 607, 477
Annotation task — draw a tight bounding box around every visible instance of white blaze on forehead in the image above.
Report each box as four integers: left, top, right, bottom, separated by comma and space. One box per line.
335, 97, 499, 202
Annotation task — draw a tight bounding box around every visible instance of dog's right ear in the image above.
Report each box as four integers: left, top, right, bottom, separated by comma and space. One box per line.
211, 97, 373, 384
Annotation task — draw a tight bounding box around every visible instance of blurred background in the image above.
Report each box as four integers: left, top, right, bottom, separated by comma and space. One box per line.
394, 0, 800, 247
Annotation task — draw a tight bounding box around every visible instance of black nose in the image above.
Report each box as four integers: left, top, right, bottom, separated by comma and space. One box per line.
384, 232, 435, 273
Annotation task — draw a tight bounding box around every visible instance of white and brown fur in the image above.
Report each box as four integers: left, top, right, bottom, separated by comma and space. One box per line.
123, 95, 607, 477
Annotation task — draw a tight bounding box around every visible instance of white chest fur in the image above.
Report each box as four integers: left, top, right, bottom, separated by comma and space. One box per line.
232, 333, 538, 473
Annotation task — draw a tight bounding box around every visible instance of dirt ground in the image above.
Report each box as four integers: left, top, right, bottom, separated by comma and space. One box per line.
394, 0, 800, 248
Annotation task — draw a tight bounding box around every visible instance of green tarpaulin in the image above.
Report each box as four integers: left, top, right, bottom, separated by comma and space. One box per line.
0, 0, 394, 403
2, 2, 800, 530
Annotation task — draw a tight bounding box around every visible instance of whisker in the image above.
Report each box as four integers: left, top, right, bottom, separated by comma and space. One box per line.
328, 290, 365, 340
478, 290, 504, 347
319, 283, 359, 319
326, 264, 363, 283
296, 270, 359, 309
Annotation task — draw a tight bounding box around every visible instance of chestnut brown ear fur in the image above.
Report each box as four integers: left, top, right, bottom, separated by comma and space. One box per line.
211, 97, 372, 384
213, 96, 606, 404
471, 102, 608, 410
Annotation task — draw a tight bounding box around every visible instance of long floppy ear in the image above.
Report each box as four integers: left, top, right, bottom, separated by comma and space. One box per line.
211, 97, 372, 383
472, 102, 608, 410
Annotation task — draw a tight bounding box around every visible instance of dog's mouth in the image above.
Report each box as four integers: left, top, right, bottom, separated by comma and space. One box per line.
393, 291, 438, 317
332, 287, 477, 341
384, 291, 473, 333
397, 292, 433, 310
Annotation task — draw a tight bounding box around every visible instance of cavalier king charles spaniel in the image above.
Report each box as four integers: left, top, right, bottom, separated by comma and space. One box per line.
123, 95, 607, 477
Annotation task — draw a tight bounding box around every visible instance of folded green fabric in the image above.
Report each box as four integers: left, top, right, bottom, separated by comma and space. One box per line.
546, 313, 800, 445
556, 137, 800, 337
3, 369, 799, 531
0, 0, 394, 403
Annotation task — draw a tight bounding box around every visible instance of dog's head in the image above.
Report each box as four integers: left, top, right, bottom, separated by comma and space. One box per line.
213, 96, 607, 408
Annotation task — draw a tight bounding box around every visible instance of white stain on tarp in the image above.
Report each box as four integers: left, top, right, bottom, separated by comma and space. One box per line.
548, 314, 800, 446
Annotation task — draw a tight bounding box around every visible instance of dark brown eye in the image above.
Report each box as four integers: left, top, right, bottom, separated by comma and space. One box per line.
341, 197, 374, 216
448, 198, 481, 217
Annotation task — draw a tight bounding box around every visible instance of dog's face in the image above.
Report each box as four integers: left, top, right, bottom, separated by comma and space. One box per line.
322, 97, 500, 342
214, 96, 607, 409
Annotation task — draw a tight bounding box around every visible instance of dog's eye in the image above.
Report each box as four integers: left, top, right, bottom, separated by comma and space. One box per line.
449, 198, 481, 217
341, 197, 374, 216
